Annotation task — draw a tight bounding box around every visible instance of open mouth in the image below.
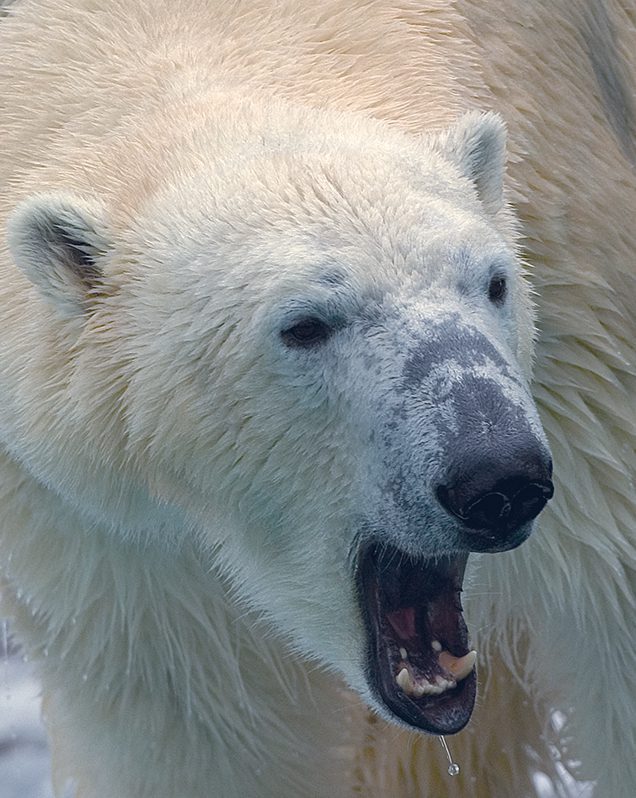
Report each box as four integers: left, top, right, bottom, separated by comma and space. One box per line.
357, 543, 476, 735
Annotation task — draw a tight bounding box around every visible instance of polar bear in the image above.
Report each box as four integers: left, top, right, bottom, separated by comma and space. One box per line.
0, 2, 634, 798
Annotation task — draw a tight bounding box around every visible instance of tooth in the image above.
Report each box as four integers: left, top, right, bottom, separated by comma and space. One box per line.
397, 669, 441, 697
396, 667, 412, 692
431, 640, 442, 652
396, 658, 471, 697
414, 681, 436, 697
399, 647, 408, 660
438, 650, 477, 681
397, 669, 456, 697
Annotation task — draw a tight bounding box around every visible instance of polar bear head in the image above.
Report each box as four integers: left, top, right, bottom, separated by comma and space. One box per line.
6, 106, 553, 735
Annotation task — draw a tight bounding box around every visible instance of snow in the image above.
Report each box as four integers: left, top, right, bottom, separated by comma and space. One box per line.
0, 630, 54, 798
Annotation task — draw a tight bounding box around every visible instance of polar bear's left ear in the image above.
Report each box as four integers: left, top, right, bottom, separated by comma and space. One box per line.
7, 192, 109, 317
432, 111, 507, 216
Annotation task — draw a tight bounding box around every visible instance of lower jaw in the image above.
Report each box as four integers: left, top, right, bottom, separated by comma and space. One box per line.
371, 669, 477, 734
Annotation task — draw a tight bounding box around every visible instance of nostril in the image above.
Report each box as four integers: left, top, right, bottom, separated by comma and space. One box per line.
436, 484, 465, 521
510, 480, 554, 525
465, 491, 511, 529
437, 476, 554, 533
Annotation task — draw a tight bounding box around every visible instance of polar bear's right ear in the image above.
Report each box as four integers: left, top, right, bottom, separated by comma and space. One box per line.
7, 193, 109, 317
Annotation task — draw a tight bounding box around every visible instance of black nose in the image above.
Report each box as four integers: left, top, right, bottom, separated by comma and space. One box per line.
436, 452, 554, 549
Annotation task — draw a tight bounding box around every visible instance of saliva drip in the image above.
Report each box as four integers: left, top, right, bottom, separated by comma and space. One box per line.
439, 735, 460, 777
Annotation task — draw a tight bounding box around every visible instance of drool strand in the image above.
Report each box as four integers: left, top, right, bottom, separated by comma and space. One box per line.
439, 735, 460, 777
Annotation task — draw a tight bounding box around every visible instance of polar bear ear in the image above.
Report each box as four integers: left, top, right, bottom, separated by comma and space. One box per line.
7, 193, 109, 317
432, 111, 507, 216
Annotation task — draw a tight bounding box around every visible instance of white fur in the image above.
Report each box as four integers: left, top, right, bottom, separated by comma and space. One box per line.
0, 2, 634, 797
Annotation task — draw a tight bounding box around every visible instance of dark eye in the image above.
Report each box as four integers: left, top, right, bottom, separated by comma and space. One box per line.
281, 318, 333, 348
488, 275, 507, 304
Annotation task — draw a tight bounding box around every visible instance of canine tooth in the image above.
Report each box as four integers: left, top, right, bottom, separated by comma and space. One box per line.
396, 667, 412, 692
399, 647, 408, 660
431, 640, 442, 652
438, 649, 477, 682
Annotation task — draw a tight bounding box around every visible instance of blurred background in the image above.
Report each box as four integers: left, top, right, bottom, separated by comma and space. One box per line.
1, 623, 53, 798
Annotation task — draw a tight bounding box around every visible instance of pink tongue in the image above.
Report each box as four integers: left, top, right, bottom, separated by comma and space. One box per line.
386, 607, 417, 640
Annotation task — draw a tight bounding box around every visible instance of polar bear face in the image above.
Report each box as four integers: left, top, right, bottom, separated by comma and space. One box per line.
7, 109, 552, 735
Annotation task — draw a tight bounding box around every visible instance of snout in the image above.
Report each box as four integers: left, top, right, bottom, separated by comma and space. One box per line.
394, 314, 554, 553
436, 440, 554, 552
